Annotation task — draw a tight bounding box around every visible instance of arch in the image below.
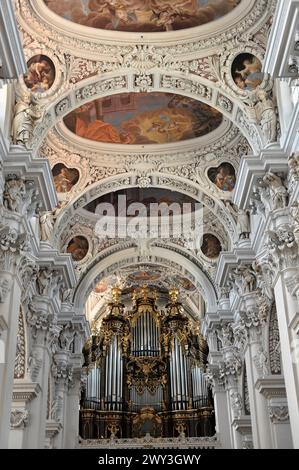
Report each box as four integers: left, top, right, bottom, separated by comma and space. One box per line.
73, 245, 218, 314
54, 172, 236, 246
33, 70, 262, 155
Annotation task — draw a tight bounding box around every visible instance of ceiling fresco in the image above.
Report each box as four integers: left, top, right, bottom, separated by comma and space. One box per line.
84, 187, 198, 214
63, 92, 223, 145
93, 268, 196, 297
44, 0, 241, 33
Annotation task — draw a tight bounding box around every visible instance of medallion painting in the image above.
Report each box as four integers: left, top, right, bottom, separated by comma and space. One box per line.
207, 162, 236, 192
232, 53, 263, 91
201, 234, 221, 259
64, 93, 223, 145
52, 163, 80, 193
44, 0, 240, 32
67, 236, 89, 261
24, 55, 55, 93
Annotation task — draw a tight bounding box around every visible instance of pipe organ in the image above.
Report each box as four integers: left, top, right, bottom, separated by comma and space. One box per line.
80, 286, 214, 440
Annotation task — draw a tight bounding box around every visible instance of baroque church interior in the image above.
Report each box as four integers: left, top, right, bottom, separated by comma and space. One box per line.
0, 0, 298, 450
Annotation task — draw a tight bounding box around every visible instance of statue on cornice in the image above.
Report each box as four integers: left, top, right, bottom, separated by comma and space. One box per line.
58, 322, 75, 351
253, 346, 269, 378
242, 266, 257, 294
39, 210, 55, 242
11, 92, 42, 149
230, 392, 242, 419
234, 265, 256, 294
255, 90, 277, 145
236, 209, 250, 240
220, 322, 234, 348
262, 172, 288, 210
36, 268, 53, 296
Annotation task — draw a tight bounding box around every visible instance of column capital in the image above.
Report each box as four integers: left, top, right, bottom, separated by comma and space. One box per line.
0, 224, 31, 273
3, 175, 41, 217
218, 352, 242, 388
205, 364, 225, 392
267, 223, 299, 272
52, 351, 73, 388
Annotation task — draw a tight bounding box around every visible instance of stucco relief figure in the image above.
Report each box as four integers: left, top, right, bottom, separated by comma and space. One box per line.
253, 347, 269, 378
232, 54, 263, 91
241, 267, 256, 293
36, 268, 53, 296
255, 90, 277, 145
236, 209, 250, 240
28, 350, 42, 382
3, 177, 26, 212
59, 323, 75, 351
262, 172, 287, 210
230, 392, 242, 418
50, 392, 63, 422
11, 92, 42, 148
220, 322, 234, 347
39, 211, 55, 242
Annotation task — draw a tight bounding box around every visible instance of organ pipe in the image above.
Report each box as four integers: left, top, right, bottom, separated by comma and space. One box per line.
81, 287, 213, 439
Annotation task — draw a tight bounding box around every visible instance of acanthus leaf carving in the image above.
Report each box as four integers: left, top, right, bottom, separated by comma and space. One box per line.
268, 406, 289, 423
10, 409, 29, 429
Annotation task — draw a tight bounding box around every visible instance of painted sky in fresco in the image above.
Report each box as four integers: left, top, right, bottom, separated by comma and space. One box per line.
64, 92, 223, 145
44, 0, 240, 32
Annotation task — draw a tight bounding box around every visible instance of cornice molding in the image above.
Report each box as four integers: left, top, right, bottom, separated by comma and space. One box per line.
255, 375, 287, 399
12, 381, 41, 403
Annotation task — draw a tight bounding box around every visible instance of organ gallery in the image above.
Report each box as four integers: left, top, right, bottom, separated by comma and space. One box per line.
80, 287, 213, 439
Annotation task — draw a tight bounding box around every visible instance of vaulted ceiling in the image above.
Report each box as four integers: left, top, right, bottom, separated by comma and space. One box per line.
13, 0, 275, 322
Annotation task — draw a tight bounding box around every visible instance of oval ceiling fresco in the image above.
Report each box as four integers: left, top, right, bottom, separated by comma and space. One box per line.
44, 0, 241, 32
64, 92, 223, 145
